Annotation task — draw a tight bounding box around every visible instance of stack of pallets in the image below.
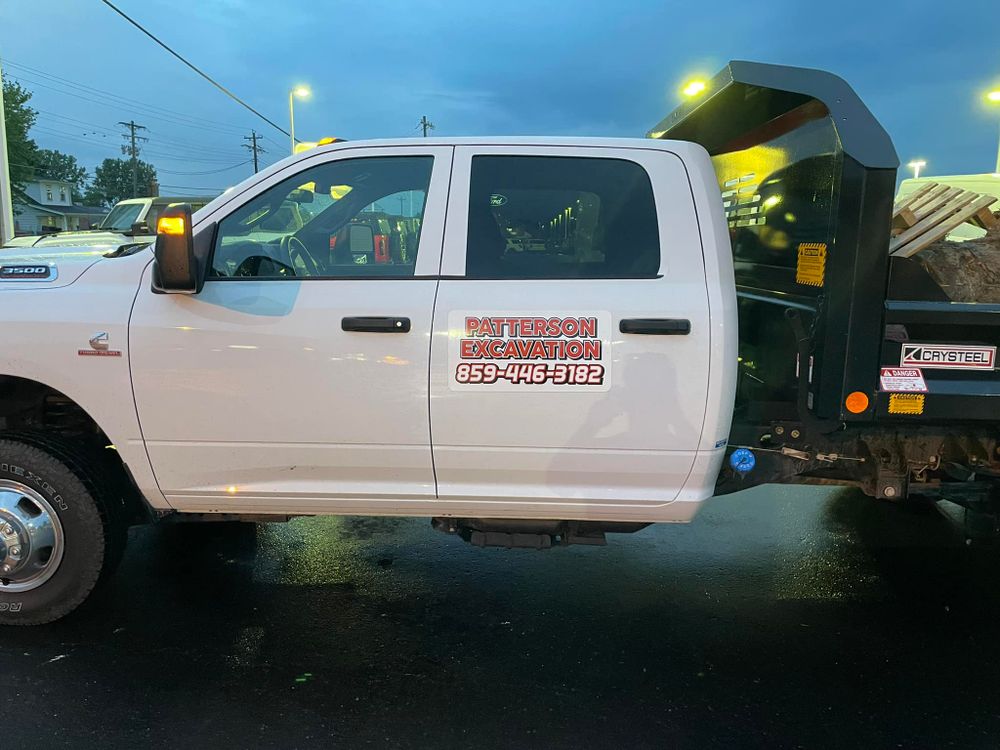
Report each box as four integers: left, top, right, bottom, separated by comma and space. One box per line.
890, 182, 998, 258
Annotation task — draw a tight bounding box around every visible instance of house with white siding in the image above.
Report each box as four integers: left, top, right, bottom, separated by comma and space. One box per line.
13, 179, 106, 235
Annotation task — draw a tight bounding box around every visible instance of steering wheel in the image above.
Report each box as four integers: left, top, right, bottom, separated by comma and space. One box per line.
281, 235, 321, 277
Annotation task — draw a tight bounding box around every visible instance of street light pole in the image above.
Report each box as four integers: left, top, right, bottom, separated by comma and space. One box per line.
985, 89, 1000, 173
288, 90, 295, 154
0, 58, 15, 245
288, 85, 311, 155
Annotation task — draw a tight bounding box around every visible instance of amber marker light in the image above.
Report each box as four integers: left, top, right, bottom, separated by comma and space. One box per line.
157, 216, 185, 235
845, 391, 870, 414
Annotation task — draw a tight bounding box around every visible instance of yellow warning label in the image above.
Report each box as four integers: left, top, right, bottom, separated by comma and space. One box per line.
796, 243, 827, 287
888, 393, 925, 414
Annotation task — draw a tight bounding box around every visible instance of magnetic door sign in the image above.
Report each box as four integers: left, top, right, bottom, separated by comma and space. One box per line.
900, 343, 996, 370
448, 312, 612, 392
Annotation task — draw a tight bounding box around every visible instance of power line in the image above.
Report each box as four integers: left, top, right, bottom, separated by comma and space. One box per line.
157, 161, 251, 176
98, 0, 290, 138
31, 125, 242, 163
4, 59, 252, 132
35, 111, 244, 157
159, 183, 226, 193
5, 68, 248, 135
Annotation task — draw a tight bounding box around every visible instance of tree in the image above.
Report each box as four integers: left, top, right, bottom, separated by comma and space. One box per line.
83, 158, 157, 207
2, 75, 39, 191
34, 149, 88, 201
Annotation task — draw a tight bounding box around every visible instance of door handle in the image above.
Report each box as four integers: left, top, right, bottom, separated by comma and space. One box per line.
341, 316, 411, 333
619, 318, 691, 335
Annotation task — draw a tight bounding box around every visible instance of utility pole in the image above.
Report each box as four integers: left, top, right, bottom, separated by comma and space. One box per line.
242, 129, 266, 173
419, 115, 435, 138
0, 58, 15, 244
118, 120, 147, 198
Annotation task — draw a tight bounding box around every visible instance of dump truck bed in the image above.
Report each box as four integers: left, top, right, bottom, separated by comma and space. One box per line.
650, 60, 1000, 427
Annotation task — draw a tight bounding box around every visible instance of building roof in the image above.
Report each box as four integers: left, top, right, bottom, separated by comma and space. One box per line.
54, 204, 106, 216
14, 189, 105, 217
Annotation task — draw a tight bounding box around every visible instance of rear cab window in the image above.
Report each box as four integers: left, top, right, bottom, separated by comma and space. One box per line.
465, 155, 660, 279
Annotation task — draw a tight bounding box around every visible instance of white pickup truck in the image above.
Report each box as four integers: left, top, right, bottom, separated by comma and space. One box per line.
2, 62, 998, 624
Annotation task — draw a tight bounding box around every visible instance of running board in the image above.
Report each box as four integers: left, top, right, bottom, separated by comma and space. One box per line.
431, 518, 649, 549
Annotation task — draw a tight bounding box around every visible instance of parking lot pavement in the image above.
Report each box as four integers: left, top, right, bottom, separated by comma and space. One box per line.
2, 485, 999, 749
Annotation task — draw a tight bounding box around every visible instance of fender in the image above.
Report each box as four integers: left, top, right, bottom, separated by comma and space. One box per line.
0, 250, 171, 510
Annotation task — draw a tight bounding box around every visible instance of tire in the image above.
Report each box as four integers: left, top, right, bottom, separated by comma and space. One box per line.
0, 437, 120, 626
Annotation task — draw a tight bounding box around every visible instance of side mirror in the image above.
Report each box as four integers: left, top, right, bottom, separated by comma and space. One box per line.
130, 220, 150, 236
151, 204, 202, 294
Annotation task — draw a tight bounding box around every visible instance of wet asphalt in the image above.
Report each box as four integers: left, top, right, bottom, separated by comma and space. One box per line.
2, 486, 1000, 749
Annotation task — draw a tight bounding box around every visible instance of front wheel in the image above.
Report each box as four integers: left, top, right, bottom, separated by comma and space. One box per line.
0, 438, 119, 626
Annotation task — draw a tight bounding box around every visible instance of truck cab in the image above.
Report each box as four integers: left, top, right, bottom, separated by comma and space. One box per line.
0, 137, 736, 624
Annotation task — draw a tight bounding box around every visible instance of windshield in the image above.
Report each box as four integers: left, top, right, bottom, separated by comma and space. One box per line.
99, 203, 144, 231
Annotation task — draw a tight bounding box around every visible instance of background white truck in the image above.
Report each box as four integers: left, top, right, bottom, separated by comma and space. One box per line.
1, 61, 998, 625
3, 194, 214, 252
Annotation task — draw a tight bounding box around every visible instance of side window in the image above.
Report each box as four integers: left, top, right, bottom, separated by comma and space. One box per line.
465, 156, 660, 279
211, 156, 433, 279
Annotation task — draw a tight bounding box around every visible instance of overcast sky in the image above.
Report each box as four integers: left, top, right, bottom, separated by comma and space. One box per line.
1, 0, 997, 196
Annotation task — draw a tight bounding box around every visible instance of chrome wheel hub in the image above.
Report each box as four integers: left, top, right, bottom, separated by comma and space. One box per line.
0, 480, 65, 593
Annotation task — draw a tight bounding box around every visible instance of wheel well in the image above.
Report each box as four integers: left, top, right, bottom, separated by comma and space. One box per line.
0, 375, 152, 525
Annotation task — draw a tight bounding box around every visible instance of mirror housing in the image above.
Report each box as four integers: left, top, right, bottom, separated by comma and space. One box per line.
151, 204, 203, 294
129, 220, 150, 236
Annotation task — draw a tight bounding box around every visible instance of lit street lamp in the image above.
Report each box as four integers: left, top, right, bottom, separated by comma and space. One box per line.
907, 159, 927, 179
681, 79, 707, 98
288, 85, 311, 155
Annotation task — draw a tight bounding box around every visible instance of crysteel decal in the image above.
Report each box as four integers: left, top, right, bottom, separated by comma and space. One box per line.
900, 343, 995, 370
448, 312, 612, 392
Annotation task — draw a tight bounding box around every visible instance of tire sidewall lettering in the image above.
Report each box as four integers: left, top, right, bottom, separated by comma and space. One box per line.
0, 462, 70, 511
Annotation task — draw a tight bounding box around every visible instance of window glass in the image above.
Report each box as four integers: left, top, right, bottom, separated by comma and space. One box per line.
466, 156, 660, 279
211, 156, 433, 279
99, 203, 143, 231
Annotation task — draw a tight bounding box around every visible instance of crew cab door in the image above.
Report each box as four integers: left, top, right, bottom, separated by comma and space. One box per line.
429, 145, 716, 518
130, 146, 452, 512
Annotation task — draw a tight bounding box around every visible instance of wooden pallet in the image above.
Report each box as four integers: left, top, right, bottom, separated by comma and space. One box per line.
890, 182, 998, 258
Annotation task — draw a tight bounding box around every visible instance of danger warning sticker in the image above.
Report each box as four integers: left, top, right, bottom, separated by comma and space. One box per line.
879, 367, 927, 393
448, 312, 612, 391
901, 343, 995, 370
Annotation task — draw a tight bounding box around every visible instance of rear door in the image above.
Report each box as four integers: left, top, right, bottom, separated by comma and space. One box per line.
429, 145, 712, 515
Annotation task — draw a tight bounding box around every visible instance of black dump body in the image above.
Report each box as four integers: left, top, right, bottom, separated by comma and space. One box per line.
650, 61, 1000, 429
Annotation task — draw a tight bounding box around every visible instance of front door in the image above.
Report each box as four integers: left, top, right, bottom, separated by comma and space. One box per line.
429, 145, 712, 516
130, 146, 452, 512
